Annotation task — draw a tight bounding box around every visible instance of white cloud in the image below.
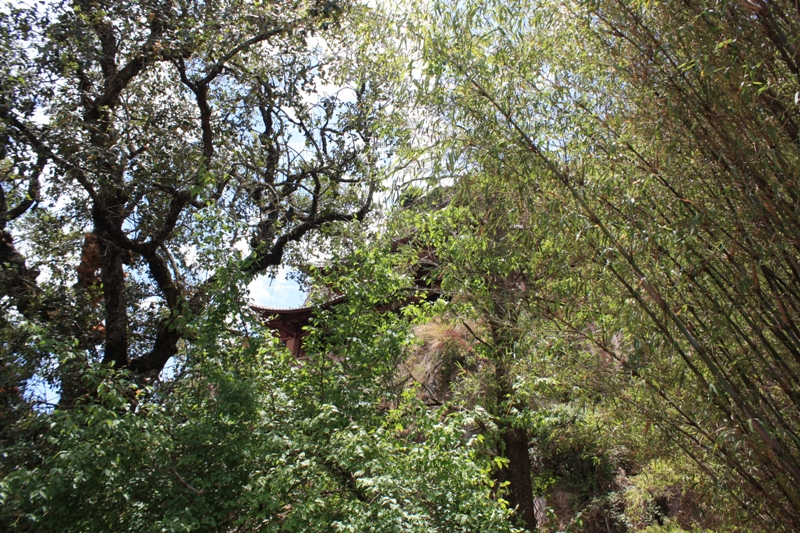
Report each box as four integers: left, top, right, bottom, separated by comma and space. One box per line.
248, 267, 307, 309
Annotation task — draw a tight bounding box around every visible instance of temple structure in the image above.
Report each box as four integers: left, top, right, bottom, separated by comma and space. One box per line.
251, 296, 345, 358
252, 239, 439, 357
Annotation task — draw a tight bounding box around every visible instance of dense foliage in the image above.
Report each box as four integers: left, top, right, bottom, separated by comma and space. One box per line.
3, 0, 800, 531
1, 242, 515, 532
405, 0, 800, 529
0, 0, 515, 530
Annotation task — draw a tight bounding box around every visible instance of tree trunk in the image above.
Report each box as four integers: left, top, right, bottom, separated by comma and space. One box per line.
500, 425, 537, 531
488, 314, 537, 530
100, 235, 128, 368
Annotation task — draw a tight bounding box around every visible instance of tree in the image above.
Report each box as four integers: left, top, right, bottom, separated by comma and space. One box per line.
411, 0, 800, 529
0, 3, 525, 530
1, 0, 391, 397
0, 240, 518, 532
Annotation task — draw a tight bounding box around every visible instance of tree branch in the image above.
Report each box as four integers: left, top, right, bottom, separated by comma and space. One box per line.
243, 183, 375, 273
5, 156, 44, 222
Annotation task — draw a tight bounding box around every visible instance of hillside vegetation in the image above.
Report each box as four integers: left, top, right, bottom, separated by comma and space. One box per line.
2, 0, 800, 531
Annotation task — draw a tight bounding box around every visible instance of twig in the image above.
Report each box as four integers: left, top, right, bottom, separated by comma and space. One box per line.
170, 463, 205, 495
462, 321, 493, 349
